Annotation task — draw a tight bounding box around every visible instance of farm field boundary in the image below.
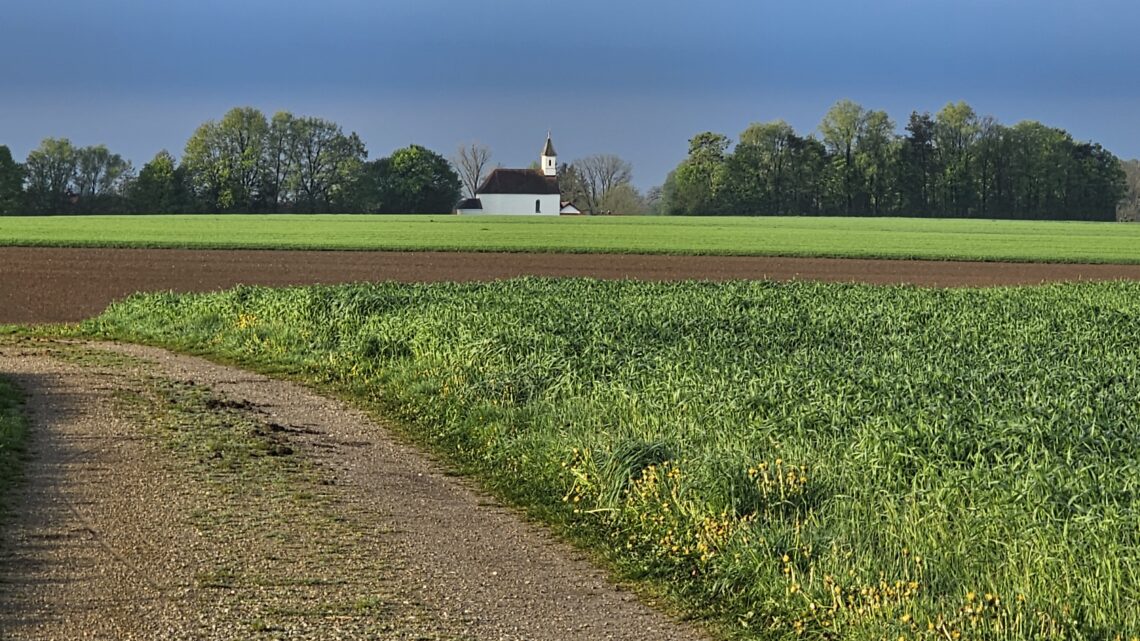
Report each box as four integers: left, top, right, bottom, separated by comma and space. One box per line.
5, 247, 1140, 324
2, 214, 1139, 263
79, 278, 1140, 640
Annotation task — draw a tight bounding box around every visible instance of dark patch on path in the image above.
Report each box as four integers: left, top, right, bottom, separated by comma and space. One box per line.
3, 247, 1140, 323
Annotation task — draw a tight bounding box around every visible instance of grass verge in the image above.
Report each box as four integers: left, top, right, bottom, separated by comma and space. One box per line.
79, 279, 1140, 640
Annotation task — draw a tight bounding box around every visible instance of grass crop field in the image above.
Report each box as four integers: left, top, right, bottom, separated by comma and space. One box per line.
2, 214, 1140, 263
81, 278, 1140, 640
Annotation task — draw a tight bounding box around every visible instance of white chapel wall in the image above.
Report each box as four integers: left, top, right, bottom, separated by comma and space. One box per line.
474, 193, 561, 215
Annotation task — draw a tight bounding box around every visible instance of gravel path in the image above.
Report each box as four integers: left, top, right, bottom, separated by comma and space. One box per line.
0, 338, 710, 640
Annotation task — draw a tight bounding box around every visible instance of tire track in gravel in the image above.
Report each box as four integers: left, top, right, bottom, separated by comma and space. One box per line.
0, 338, 711, 641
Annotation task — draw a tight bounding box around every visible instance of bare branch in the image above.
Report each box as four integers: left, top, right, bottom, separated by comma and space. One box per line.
574, 154, 633, 214
454, 142, 492, 198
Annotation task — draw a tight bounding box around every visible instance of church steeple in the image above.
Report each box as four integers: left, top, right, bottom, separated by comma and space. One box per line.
541, 131, 557, 177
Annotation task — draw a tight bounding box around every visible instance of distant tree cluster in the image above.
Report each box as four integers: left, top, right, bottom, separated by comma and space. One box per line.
1, 107, 461, 215
557, 155, 649, 215
660, 100, 1130, 221
0, 139, 132, 214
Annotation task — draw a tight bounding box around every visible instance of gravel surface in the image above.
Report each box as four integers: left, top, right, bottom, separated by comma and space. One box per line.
0, 338, 710, 641
4, 247, 1140, 323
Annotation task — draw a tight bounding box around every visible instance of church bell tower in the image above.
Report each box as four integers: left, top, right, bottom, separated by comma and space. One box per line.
541, 132, 557, 177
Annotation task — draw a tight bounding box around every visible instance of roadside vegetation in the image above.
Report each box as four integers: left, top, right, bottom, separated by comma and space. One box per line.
0, 376, 28, 520
3, 214, 1140, 263
82, 278, 1140, 640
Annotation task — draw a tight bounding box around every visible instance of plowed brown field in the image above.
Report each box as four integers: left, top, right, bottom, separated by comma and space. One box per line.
4, 247, 1140, 324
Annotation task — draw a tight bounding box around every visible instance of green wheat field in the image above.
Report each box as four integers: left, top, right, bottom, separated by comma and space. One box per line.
3, 214, 1140, 262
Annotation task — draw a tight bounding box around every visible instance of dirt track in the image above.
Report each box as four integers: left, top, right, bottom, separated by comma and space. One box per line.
4, 247, 1140, 324
0, 338, 708, 640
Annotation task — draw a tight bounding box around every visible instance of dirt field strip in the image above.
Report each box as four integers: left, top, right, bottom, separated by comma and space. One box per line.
4, 247, 1140, 324
0, 337, 710, 641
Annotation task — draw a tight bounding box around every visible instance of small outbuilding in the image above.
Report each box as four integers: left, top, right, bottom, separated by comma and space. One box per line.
456, 198, 483, 214
559, 201, 583, 215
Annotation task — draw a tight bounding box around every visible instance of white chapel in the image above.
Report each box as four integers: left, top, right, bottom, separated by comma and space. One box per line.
457, 134, 579, 215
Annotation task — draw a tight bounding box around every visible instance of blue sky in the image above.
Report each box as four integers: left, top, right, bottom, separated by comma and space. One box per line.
2, 0, 1138, 189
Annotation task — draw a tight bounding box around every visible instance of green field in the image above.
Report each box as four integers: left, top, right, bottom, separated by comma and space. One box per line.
2, 214, 1140, 263
83, 278, 1140, 640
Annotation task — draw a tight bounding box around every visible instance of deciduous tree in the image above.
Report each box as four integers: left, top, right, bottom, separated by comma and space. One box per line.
369, 145, 461, 214
598, 183, 646, 215
934, 101, 979, 216
574, 154, 633, 215
725, 120, 799, 214
263, 111, 296, 211
856, 110, 899, 216
455, 142, 492, 199
73, 145, 132, 212
667, 132, 729, 215
819, 100, 867, 215
0, 145, 24, 214
286, 116, 367, 213
129, 150, 188, 213
900, 112, 937, 216
183, 107, 270, 212
24, 138, 79, 213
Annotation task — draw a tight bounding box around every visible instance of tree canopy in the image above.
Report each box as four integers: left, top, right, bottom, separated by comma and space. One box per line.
365, 145, 461, 214
0, 146, 24, 215
1, 100, 1132, 220
662, 100, 1128, 221
21, 138, 134, 214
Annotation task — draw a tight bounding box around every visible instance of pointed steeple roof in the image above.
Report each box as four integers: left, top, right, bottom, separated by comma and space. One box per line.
542, 132, 557, 157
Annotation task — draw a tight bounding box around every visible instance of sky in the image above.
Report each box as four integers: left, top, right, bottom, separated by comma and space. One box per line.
2, 0, 1139, 190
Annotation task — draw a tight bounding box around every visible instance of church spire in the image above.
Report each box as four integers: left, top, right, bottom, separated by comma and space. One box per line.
541, 131, 557, 176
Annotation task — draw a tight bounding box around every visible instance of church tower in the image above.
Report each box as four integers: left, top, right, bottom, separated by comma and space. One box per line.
541, 132, 557, 177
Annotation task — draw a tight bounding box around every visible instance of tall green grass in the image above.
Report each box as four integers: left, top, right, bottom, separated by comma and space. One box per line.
84, 279, 1140, 639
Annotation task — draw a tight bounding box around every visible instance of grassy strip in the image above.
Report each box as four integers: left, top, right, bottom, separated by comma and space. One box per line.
0, 375, 28, 521
2, 214, 1140, 263
81, 279, 1140, 640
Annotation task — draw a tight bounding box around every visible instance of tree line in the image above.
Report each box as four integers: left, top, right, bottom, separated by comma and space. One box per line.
660, 100, 1132, 221
0, 107, 463, 215
0, 106, 650, 216
2, 101, 1136, 219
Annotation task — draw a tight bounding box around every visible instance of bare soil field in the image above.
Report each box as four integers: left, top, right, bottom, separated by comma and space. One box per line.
4, 247, 1140, 324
